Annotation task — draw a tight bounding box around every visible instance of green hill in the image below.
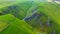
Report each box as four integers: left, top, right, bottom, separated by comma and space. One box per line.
0, 1, 60, 34
0, 14, 37, 34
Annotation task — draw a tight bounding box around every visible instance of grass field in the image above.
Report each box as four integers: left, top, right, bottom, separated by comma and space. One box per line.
0, 1, 60, 34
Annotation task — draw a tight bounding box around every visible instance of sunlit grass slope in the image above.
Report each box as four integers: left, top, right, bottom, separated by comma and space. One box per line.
0, 1, 60, 34
0, 14, 37, 34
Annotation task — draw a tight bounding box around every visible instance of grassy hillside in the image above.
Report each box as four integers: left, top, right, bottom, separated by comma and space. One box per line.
0, 1, 38, 20
0, 1, 60, 34
0, 14, 37, 34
